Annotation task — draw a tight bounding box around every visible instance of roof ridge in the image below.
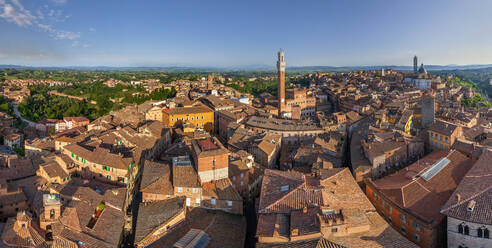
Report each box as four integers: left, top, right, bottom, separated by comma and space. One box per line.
321, 168, 346, 181
263, 181, 306, 213
441, 185, 492, 213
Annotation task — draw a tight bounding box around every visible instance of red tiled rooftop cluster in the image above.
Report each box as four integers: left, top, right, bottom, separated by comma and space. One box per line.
198, 139, 218, 151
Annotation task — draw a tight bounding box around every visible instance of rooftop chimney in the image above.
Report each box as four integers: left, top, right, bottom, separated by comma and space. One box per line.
467, 200, 476, 212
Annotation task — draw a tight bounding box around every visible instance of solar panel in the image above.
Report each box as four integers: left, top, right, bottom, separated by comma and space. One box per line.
420, 158, 450, 181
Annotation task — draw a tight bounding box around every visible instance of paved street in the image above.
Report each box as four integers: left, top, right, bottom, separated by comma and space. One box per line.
12, 104, 35, 126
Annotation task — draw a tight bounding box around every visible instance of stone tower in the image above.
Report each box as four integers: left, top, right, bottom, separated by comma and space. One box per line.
421, 93, 435, 129
40, 194, 61, 230
413, 55, 418, 77
277, 49, 286, 115
207, 72, 214, 90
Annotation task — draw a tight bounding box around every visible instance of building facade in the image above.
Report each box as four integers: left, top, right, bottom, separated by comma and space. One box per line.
162, 104, 215, 133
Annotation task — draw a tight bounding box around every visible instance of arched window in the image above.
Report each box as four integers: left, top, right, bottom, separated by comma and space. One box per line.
464, 225, 469, 235
484, 228, 489, 239
478, 228, 483, 238
458, 224, 463, 234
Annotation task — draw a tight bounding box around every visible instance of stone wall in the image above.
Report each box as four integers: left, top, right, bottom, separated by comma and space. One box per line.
447, 217, 492, 248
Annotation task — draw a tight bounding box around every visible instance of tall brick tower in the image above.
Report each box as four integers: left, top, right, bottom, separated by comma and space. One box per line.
413, 55, 418, 77
277, 49, 286, 115
207, 72, 214, 90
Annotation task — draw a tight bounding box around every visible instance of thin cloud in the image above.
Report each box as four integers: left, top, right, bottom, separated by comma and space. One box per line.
0, 0, 82, 46
0, 1, 36, 27
38, 23, 52, 31
54, 30, 80, 40
51, 0, 67, 5
89, 27, 96, 32
36, 9, 44, 19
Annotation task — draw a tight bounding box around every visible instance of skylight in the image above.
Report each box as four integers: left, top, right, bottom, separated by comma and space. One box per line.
420, 158, 451, 181
280, 185, 289, 192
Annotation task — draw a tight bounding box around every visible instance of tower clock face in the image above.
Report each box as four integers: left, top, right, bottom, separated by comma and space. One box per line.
281, 99, 285, 102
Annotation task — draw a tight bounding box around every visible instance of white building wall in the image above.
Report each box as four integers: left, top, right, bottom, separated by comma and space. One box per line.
447, 216, 492, 248
198, 167, 229, 183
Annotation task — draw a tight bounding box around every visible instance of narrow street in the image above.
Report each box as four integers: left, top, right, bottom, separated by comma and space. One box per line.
12, 104, 35, 126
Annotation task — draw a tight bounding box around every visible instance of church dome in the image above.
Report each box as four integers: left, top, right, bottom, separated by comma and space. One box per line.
418, 63, 427, 74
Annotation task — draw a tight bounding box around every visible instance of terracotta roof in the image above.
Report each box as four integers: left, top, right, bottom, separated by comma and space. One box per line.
134, 197, 186, 243
202, 178, 242, 201
0, 158, 36, 181
290, 207, 321, 236
428, 120, 458, 136
56, 184, 125, 246
229, 159, 249, 177
147, 208, 246, 248
173, 164, 200, 188
40, 159, 69, 179
163, 104, 213, 115
256, 237, 346, 248
320, 168, 375, 211
258, 169, 305, 213
64, 144, 132, 170
441, 149, 492, 224
192, 137, 228, 158
370, 150, 475, 225
140, 161, 173, 195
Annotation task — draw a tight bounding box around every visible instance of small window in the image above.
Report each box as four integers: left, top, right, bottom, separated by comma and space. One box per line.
211, 198, 216, 205
413, 234, 420, 242
414, 222, 422, 232
331, 228, 338, 233
233, 176, 236, 181
240, 181, 244, 186
192, 188, 198, 194
177, 187, 183, 193
478, 228, 483, 238
280, 185, 289, 192
464, 225, 469, 235
400, 226, 407, 235
227, 201, 232, 207
400, 214, 408, 224
484, 228, 489, 238
240, 173, 244, 178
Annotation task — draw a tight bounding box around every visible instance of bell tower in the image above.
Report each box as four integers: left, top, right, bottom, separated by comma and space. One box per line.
40, 194, 61, 230
413, 55, 418, 77
277, 49, 286, 115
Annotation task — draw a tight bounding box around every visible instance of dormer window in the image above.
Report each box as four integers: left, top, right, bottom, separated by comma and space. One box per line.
280, 185, 289, 192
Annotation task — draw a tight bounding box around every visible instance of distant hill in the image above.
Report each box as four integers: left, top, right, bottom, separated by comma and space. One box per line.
2, 64, 492, 72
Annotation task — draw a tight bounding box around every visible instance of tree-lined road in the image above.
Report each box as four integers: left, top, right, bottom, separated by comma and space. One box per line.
12, 104, 35, 126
